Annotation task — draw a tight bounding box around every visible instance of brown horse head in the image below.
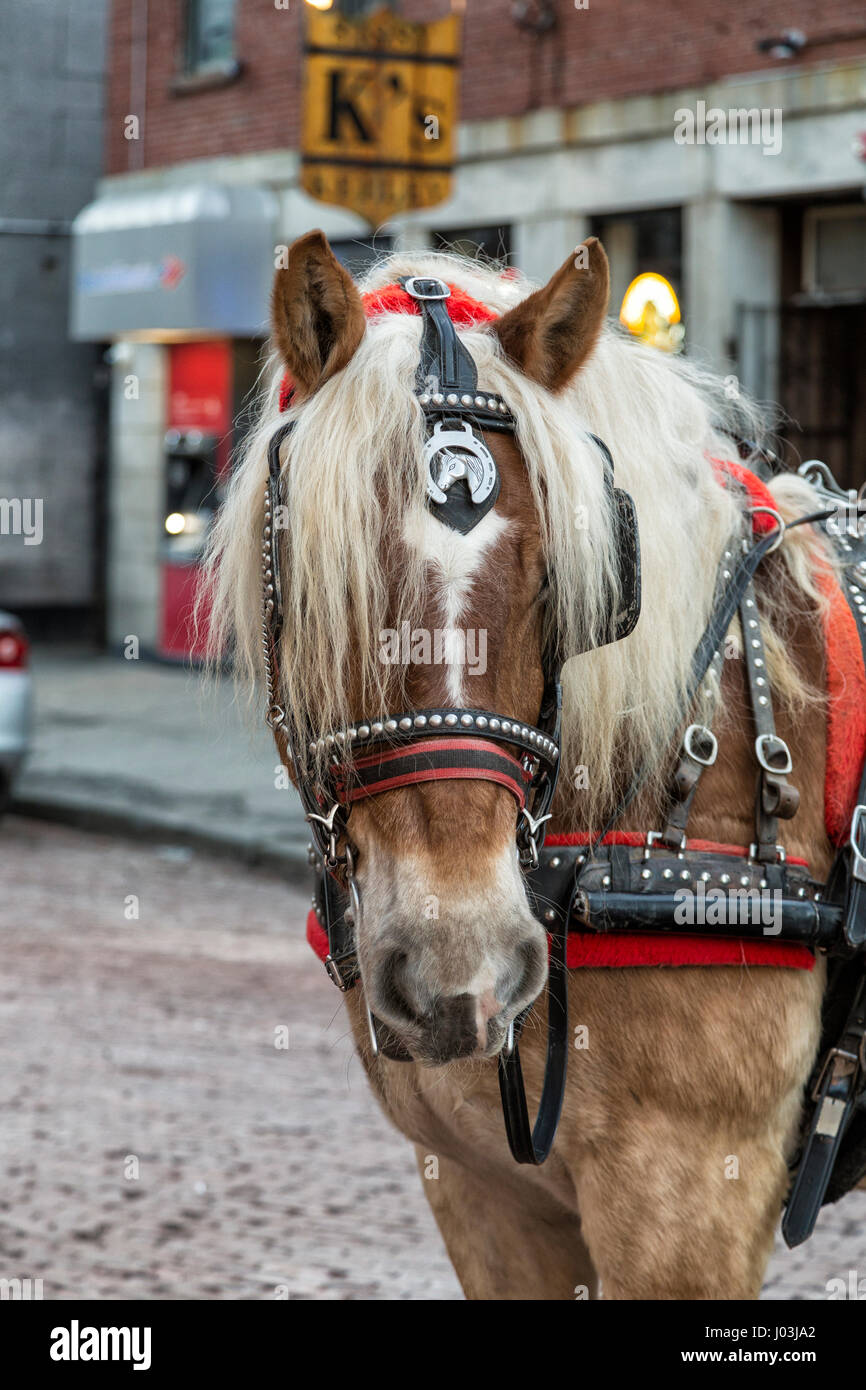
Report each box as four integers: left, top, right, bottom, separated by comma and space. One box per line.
267, 231, 610, 1063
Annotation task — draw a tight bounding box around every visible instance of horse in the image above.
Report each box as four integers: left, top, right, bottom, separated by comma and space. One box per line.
203, 228, 855, 1299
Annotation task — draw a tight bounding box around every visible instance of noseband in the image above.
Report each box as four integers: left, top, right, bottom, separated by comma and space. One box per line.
260, 275, 641, 1163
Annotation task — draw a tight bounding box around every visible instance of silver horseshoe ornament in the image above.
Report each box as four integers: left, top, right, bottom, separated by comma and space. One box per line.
424, 420, 498, 506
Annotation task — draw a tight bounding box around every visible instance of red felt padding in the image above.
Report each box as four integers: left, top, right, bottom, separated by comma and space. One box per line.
278, 281, 498, 414
818, 566, 866, 843
711, 456, 779, 532
306, 909, 813, 972
546, 830, 810, 866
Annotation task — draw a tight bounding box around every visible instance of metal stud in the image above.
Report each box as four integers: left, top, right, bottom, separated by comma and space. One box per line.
446, 393, 458, 405
797, 886, 806, 898
460, 714, 473, 726
501, 720, 512, 734
720, 873, 731, 885
641, 868, 652, 880
680, 869, 691, 881
758, 696, 769, 707
700, 872, 711, 882
358, 724, 370, 739
544, 909, 556, 922
487, 398, 497, 410
490, 718, 501, 731
430, 715, 442, 727
475, 395, 485, 408
499, 402, 507, 414
432, 393, 444, 405
399, 718, 412, 731
413, 715, 427, 728
663, 868, 674, 880
602, 875, 611, 888
551, 856, 562, 868
740, 875, 750, 887
461, 394, 473, 406
476, 716, 488, 729
372, 721, 384, 735
444, 713, 458, 726
385, 719, 398, 732
419, 393, 430, 405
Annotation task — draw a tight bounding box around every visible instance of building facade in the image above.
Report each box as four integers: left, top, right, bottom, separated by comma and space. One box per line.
73, 0, 866, 656
1, 0, 109, 639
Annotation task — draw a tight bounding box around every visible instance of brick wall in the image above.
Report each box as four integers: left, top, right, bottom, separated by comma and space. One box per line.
106, 0, 866, 176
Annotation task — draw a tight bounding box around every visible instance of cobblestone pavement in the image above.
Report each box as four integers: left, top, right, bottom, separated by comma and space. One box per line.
0, 818, 863, 1301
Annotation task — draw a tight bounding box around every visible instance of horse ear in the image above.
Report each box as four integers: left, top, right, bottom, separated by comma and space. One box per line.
493, 237, 609, 392
271, 230, 366, 397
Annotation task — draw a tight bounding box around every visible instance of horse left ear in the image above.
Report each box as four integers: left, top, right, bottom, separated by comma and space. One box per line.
271, 229, 366, 397
493, 237, 609, 392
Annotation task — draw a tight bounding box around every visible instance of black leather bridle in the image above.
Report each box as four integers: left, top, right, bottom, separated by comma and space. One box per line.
261, 274, 640, 1164
261, 276, 866, 1206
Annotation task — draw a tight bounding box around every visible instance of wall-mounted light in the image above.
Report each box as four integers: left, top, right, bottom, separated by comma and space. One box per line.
512, 1, 558, 36
620, 274, 684, 352
756, 29, 806, 59
304, 0, 334, 11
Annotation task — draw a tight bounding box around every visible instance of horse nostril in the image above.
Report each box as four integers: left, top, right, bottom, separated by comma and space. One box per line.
507, 934, 548, 1010
377, 950, 420, 1027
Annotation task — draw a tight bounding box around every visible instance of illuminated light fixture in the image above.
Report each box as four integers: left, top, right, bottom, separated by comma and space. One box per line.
165, 512, 186, 535
619, 273, 684, 352
304, 0, 334, 9
757, 29, 806, 59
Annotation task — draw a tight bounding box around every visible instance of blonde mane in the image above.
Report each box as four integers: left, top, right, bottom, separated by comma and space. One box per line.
201, 249, 831, 830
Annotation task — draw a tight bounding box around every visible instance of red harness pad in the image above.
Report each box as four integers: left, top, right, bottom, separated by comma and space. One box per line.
545, 833, 814, 970
278, 280, 498, 412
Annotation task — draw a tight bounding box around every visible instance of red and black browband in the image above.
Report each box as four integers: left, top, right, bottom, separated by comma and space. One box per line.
333, 736, 533, 808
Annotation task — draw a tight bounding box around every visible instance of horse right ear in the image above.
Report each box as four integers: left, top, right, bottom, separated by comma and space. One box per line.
271, 230, 366, 398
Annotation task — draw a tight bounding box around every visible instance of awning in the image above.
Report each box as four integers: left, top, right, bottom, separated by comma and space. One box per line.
70, 183, 279, 340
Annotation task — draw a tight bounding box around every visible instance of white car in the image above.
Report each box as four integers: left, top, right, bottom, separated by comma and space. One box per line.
0, 610, 32, 815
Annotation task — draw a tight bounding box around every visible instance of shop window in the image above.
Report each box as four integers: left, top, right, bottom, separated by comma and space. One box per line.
432, 225, 512, 266
591, 208, 683, 323
330, 235, 394, 280
185, 0, 237, 72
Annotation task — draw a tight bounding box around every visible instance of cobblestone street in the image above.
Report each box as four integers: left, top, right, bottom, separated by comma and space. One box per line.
0, 818, 863, 1300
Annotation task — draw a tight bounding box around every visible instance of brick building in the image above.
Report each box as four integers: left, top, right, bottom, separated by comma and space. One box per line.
72, 0, 866, 656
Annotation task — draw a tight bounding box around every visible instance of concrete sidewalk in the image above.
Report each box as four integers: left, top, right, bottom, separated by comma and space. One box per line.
12, 648, 310, 877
